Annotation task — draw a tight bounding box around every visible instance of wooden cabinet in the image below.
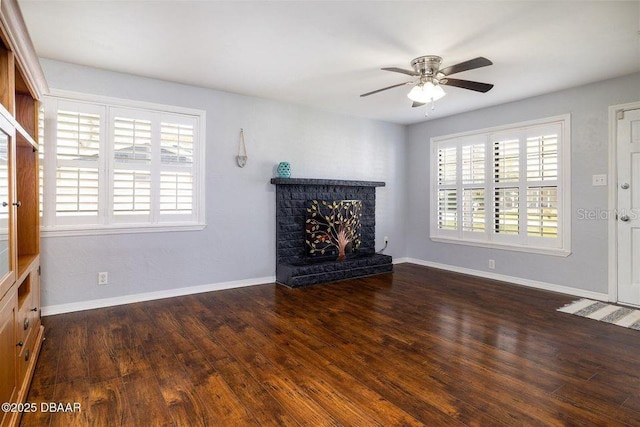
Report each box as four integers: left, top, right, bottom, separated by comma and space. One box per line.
0, 288, 18, 427
0, 1, 48, 426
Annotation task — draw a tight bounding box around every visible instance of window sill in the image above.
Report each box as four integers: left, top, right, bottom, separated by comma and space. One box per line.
430, 236, 571, 257
41, 223, 207, 238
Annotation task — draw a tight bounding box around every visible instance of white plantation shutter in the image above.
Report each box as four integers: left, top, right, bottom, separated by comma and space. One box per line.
159, 120, 196, 217
494, 188, 519, 235
53, 103, 104, 224
437, 146, 457, 185
431, 116, 569, 255
160, 123, 193, 165
160, 172, 193, 214
462, 188, 485, 232
493, 137, 519, 183
462, 143, 485, 185
527, 187, 558, 237
524, 126, 560, 243
113, 170, 151, 215
436, 144, 457, 233
111, 113, 152, 220
526, 133, 558, 181
437, 189, 457, 230
461, 141, 486, 235
55, 167, 99, 216
40, 95, 205, 233
56, 110, 100, 160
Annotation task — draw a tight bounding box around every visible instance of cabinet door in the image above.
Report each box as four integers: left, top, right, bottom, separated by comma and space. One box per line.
0, 289, 17, 427
0, 114, 15, 300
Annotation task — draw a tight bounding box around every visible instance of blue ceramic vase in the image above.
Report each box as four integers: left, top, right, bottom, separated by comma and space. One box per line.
277, 161, 291, 178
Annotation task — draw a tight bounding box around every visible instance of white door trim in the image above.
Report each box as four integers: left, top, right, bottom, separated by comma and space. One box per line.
608, 101, 640, 303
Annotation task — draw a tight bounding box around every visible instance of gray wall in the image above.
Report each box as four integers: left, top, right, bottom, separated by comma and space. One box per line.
406, 72, 640, 294
40, 59, 407, 308
39, 57, 640, 306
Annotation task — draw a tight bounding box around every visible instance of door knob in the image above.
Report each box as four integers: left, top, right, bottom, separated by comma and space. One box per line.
621, 183, 630, 189
620, 215, 630, 222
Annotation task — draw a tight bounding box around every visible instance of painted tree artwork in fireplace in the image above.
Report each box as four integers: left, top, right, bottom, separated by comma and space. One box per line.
305, 199, 362, 260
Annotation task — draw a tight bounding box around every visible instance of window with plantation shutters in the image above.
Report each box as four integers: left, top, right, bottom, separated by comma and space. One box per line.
40, 94, 205, 234
430, 115, 570, 256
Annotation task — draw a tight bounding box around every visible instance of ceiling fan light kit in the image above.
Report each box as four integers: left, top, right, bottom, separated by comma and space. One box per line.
407, 81, 446, 103
361, 55, 494, 116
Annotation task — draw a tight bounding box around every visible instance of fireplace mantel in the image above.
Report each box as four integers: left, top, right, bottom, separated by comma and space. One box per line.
270, 178, 385, 187
271, 177, 392, 287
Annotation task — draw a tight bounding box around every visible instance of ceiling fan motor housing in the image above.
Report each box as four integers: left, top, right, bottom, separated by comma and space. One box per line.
410, 55, 442, 77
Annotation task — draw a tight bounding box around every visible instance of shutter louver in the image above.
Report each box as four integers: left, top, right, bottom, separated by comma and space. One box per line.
161, 123, 193, 165
113, 170, 151, 215
527, 134, 558, 181
437, 189, 457, 230
494, 188, 519, 234
437, 146, 457, 185
462, 189, 485, 232
113, 117, 151, 164
462, 144, 485, 184
160, 172, 193, 214
56, 110, 100, 160
56, 167, 99, 216
493, 138, 519, 182
527, 187, 558, 237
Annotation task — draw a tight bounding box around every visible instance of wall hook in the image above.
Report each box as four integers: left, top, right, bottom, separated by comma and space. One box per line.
236, 128, 248, 168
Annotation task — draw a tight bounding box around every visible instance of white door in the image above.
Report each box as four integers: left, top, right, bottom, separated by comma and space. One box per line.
617, 108, 640, 306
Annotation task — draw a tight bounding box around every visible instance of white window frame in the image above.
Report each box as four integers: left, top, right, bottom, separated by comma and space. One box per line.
41, 89, 206, 237
430, 114, 571, 257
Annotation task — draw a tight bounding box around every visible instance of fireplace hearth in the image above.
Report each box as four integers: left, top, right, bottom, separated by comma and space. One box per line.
271, 178, 392, 287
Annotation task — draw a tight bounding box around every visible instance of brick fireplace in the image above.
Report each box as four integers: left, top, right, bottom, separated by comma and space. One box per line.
271, 178, 392, 287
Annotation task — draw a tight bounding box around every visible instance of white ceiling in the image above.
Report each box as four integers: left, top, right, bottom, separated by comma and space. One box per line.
18, 1, 640, 125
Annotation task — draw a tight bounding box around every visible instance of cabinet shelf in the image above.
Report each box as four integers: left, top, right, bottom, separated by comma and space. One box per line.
17, 254, 37, 286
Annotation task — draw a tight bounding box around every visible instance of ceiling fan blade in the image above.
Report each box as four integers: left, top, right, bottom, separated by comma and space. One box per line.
439, 57, 492, 76
412, 101, 425, 108
441, 78, 494, 93
360, 82, 410, 97
381, 67, 420, 77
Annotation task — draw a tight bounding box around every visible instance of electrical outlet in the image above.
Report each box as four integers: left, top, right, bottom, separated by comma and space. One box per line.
98, 272, 108, 285
384, 236, 389, 244
592, 174, 607, 186
488, 259, 495, 270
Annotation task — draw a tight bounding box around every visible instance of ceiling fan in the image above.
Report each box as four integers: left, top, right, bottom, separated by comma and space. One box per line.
360, 56, 494, 113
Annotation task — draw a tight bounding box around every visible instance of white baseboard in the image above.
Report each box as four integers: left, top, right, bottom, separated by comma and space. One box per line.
41, 275, 276, 316
43, 258, 605, 315
401, 258, 609, 301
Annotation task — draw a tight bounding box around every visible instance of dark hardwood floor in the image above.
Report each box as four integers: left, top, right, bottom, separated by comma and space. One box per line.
19, 263, 640, 426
